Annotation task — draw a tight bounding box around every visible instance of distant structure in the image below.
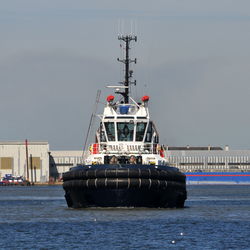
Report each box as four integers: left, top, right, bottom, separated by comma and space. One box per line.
166, 146, 223, 151
1, 142, 250, 182
49, 145, 250, 180
165, 146, 250, 172
49, 150, 83, 180
0, 141, 49, 182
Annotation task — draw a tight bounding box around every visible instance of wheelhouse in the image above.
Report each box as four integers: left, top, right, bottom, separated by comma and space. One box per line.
83, 35, 166, 166
93, 101, 160, 155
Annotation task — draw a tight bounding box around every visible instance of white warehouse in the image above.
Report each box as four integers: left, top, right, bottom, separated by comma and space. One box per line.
49, 150, 83, 180
2, 141, 250, 183
0, 141, 50, 182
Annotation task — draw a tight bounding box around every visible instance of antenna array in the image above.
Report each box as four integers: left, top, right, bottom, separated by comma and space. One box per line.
117, 35, 137, 104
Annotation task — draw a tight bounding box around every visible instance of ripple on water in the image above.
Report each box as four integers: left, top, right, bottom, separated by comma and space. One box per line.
0, 185, 249, 249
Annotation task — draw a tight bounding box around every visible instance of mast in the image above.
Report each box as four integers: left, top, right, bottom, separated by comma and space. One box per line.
25, 139, 29, 180
117, 35, 137, 104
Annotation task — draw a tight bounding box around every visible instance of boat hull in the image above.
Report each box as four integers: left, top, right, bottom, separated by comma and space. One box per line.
63, 164, 187, 208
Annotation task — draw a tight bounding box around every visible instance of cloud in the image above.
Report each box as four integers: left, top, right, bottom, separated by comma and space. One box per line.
1, 0, 250, 149
0, 49, 117, 149
142, 56, 250, 148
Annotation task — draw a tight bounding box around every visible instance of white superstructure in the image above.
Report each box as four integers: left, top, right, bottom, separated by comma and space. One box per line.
84, 95, 167, 166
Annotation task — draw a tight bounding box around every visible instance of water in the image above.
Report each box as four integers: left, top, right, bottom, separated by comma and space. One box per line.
0, 185, 249, 249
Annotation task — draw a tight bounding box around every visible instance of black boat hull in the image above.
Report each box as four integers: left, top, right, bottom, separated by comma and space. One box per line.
63, 164, 187, 208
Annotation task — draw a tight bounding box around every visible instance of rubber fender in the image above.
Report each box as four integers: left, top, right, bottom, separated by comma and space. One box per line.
105, 169, 119, 178
128, 178, 139, 188
73, 170, 86, 179
128, 169, 140, 178
95, 178, 106, 188
62, 172, 68, 180
116, 169, 129, 178
157, 170, 168, 180
150, 179, 160, 188
63, 179, 85, 189
117, 179, 130, 188
167, 181, 186, 189
63, 167, 186, 183
140, 178, 150, 187
95, 169, 107, 178
63, 170, 86, 180
148, 169, 160, 179
86, 169, 96, 179
105, 178, 117, 188
63, 178, 170, 190
62, 171, 72, 181
139, 169, 150, 178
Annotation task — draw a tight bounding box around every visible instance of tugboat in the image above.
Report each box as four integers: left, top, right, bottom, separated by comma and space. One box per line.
63, 35, 187, 208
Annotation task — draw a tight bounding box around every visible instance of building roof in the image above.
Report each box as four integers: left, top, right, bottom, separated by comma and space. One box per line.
167, 146, 223, 151
0, 141, 49, 145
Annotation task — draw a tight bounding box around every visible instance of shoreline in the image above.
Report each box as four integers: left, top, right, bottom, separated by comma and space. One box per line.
1, 182, 250, 186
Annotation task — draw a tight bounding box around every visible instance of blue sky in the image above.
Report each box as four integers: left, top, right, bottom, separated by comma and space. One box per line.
1, 0, 250, 149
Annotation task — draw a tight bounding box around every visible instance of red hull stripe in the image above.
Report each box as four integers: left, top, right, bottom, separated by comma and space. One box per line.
186, 174, 250, 177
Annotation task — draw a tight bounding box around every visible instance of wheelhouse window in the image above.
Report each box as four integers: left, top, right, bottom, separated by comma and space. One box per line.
136, 122, 147, 141
100, 123, 106, 142
145, 121, 153, 142
104, 122, 115, 141
117, 122, 134, 141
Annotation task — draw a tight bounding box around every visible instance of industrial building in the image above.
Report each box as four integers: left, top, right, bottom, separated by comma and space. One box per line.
0, 141, 83, 182
49, 150, 83, 180
49, 146, 250, 179
1, 141, 250, 183
165, 146, 250, 172
0, 141, 49, 182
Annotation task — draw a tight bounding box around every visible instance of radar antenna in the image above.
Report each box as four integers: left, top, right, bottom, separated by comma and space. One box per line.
117, 35, 137, 103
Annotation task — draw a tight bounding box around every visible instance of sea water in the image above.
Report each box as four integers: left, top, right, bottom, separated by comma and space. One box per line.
0, 185, 249, 249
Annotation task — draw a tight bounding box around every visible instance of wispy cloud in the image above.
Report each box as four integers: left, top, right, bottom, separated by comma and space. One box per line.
1, 0, 250, 149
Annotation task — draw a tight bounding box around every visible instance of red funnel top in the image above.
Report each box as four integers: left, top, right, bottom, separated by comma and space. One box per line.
107, 95, 115, 102
141, 95, 150, 102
